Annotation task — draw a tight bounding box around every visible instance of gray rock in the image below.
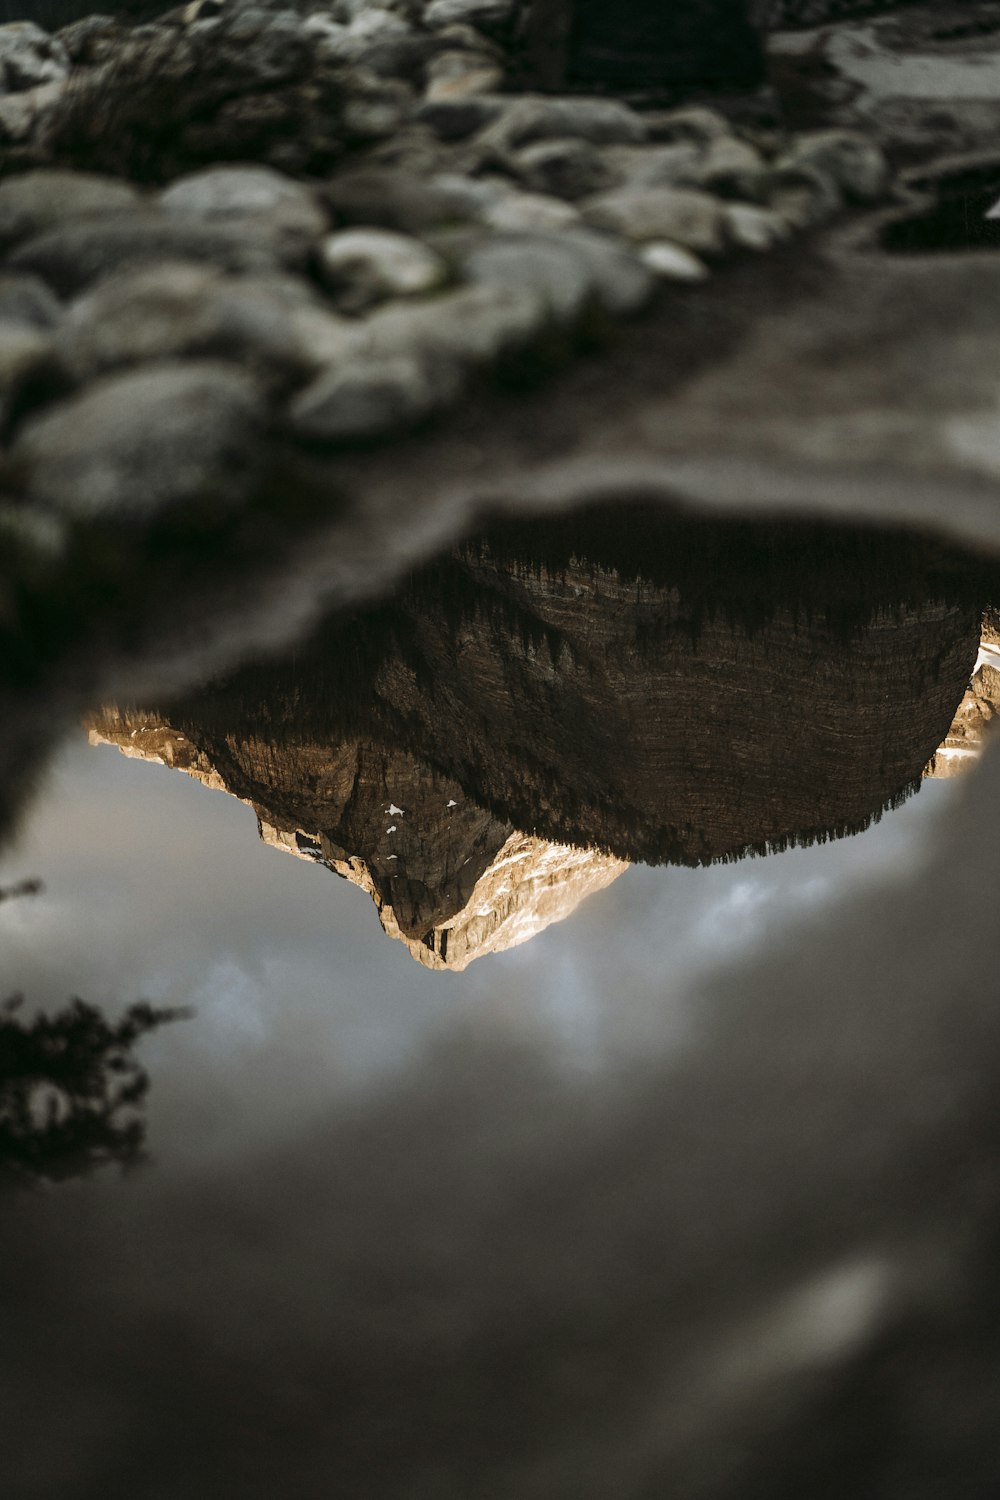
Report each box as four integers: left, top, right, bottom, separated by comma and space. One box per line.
581, 186, 727, 255
417, 94, 504, 140
0, 170, 141, 253
365, 280, 548, 372
0, 77, 65, 144
7, 217, 297, 297
480, 191, 580, 233
358, 118, 443, 173
723, 202, 789, 252
0, 272, 61, 328
0, 21, 68, 93
287, 303, 371, 371
60, 261, 315, 390
462, 234, 596, 324
423, 0, 515, 35
552, 227, 654, 316
425, 48, 503, 100
158, 165, 329, 247
684, 136, 768, 202
324, 167, 489, 231
341, 77, 413, 143
512, 138, 614, 201
641, 106, 733, 145
0, 323, 58, 425
347, 8, 415, 41
775, 130, 890, 205
425, 21, 503, 57
639, 241, 710, 283
317, 228, 449, 311
11, 360, 265, 524
602, 143, 703, 191
54, 13, 122, 66
766, 163, 843, 229
482, 95, 647, 150
288, 351, 446, 443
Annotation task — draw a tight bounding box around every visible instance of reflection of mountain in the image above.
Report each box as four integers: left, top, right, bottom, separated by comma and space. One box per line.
87, 713, 626, 971
86, 505, 992, 969
925, 630, 1000, 779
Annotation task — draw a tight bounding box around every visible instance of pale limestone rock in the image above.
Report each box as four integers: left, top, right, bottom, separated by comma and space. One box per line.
773, 130, 889, 205
0, 21, 68, 93
480, 191, 581, 233
581, 185, 727, 254
317, 228, 449, 310
0, 169, 140, 253
288, 350, 449, 442
11, 360, 264, 523
640, 241, 710, 283
425, 48, 503, 99
158, 164, 329, 247
724, 202, 790, 252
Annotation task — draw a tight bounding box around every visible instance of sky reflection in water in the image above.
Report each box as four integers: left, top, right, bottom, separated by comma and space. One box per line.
0, 733, 960, 1174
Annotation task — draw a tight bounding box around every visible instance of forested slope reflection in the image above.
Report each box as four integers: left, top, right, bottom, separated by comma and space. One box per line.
88, 503, 997, 967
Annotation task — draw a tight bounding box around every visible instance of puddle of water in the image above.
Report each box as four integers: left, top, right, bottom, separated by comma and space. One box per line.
1, 499, 997, 1179
1, 498, 997, 1497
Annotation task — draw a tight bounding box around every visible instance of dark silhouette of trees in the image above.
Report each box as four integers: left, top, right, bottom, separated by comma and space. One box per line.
0, 881, 189, 1188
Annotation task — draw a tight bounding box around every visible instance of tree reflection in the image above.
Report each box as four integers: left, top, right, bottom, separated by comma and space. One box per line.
0, 881, 189, 1188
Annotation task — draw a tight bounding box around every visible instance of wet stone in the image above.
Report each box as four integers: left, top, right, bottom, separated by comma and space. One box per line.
482, 94, 648, 150
60, 261, 316, 391
6, 217, 298, 297
0, 78, 65, 144
602, 143, 703, 192
317, 228, 449, 311
417, 94, 503, 140
766, 162, 843, 230
724, 202, 789, 252
288, 350, 447, 443
0, 170, 141, 254
341, 79, 414, 144
423, 0, 516, 36
365, 279, 548, 371
425, 48, 504, 99
0, 21, 68, 92
10, 360, 265, 524
642, 106, 733, 146
480, 191, 580, 233
774, 131, 890, 206
581, 185, 727, 255
512, 138, 614, 201
0, 272, 61, 328
0, 324, 58, 426
54, 13, 123, 65
639, 241, 710, 282
462, 234, 596, 323
325, 167, 488, 231
158, 165, 329, 247
548, 226, 654, 316
684, 136, 768, 202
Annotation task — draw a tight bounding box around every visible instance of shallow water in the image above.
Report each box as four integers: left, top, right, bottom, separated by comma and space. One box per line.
1, 499, 997, 1498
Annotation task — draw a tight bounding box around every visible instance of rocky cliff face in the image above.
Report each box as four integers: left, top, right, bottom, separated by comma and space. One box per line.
86, 506, 989, 967
925, 629, 1000, 779
87, 708, 627, 971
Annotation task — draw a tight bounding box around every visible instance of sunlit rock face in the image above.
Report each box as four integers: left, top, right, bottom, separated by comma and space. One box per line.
85, 505, 992, 966
86, 708, 626, 970
925, 629, 1000, 779
259, 818, 627, 972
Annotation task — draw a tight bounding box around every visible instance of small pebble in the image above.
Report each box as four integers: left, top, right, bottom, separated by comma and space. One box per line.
639, 241, 709, 282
